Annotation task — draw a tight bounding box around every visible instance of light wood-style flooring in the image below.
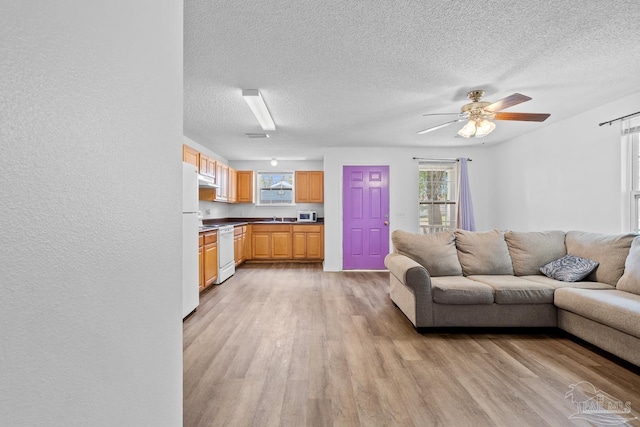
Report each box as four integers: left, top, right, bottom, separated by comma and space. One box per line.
183, 263, 640, 426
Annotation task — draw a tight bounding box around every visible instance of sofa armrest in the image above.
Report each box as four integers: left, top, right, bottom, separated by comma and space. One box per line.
384, 253, 431, 289
384, 253, 434, 327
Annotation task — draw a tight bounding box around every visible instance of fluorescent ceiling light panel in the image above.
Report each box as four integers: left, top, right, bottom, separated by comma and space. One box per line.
242, 89, 276, 131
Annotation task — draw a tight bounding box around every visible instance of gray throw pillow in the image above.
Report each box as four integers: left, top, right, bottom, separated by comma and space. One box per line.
539, 255, 599, 282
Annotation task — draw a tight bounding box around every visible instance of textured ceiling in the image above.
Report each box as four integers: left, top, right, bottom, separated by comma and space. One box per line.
184, 0, 640, 161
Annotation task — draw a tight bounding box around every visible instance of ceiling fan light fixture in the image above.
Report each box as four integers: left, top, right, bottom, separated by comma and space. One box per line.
474, 119, 496, 138
457, 120, 477, 138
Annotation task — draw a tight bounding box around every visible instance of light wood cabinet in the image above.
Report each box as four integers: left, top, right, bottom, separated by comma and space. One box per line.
202, 231, 218, 289
228, 167, 237, 203
251, 231, 271, 259
292, 224, 324, 260
234, 225, 247, 266
250, 224, 292, 260
295, 171, 324, 203
215, 163, 229, 202
183, 144, 199, 167
272, 231, 292, 259
199, 155, 216, 178
199, 188, 215, 202
248, 224, 322, 261
236, 171, 254, 203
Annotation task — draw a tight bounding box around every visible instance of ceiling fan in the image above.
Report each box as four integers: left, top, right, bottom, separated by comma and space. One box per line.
417, 90, 550, 138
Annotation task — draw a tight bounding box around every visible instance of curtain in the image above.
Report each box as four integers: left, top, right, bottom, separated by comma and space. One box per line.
456, 158, 475, 231
622, 115, 640, 232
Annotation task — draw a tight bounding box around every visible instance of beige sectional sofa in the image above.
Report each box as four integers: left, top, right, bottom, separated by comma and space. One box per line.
384, 229, 640, 365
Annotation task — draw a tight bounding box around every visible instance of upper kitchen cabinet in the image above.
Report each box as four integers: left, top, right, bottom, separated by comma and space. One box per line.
228, 167, 237, 203
214, 162, 229, 202
183, 144, 199, 167
236, 171, 254, 203
295, 171, 324, 203
199, 154, 216, 178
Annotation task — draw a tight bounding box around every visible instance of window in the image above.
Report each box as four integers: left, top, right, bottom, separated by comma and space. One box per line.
256, 171, 294, 205
418, 162, 458, 234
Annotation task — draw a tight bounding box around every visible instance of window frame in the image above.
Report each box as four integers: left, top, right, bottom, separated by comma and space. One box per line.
418, 161, 458, 234
255, 170, 295, 206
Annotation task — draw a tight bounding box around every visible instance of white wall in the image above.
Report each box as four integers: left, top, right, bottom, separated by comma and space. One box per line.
323, 146, 493, 271
0, 2, 183, 426
486, 91, 640, 233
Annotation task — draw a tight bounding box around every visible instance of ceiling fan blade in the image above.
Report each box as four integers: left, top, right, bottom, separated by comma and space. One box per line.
416, 118, 465, 134
493, 112, 550, 122
484, 93, 532, 112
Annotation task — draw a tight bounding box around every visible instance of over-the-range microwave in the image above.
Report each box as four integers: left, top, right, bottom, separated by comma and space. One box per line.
297, 210, 317, 222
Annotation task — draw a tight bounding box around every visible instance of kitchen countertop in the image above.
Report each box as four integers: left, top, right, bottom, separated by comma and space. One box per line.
198, 219, 323, 233
198, 221, 248, 233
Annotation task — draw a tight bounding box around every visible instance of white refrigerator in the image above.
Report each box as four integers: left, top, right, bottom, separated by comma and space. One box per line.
182, 162, 199, 318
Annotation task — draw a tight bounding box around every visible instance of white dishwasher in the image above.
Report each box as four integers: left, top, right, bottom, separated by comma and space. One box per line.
215, 225, 235, 284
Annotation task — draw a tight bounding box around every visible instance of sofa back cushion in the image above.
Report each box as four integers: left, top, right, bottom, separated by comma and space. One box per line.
617, 236, 640, 294
454, 229, 514, 276
565, 231, 637, 286
391, 230, 463, 276
504, 230, 567, 276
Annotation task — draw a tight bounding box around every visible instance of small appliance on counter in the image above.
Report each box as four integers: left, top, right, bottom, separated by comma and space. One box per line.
297, 210, 317, 222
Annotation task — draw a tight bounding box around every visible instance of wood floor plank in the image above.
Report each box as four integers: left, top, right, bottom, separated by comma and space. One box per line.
183, 263, 640, 426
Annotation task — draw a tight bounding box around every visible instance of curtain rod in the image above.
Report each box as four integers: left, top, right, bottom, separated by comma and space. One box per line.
412, 157, 472, 162
598, 111, 640, 127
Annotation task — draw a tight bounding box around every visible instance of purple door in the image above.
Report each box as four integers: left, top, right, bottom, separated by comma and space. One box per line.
343, 165, 389, 270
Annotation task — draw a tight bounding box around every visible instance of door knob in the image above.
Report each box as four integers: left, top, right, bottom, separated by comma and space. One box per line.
384, 221, 389, 226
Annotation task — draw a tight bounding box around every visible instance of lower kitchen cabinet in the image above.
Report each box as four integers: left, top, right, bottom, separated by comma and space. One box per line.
251, 224, 292, 260
202, 231, 218, 289
292, 225, 324, 260
234, 225, 247, 266
249, 224, 322, 261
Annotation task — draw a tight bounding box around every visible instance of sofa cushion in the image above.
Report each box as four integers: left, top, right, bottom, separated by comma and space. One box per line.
431, 276, 494, 305
467, 275, 555, 304
539, 255, 599, 282
565, 231, 636, 286
391, 230, 462, 276
617, 236, 640, 295
520, 275, 615, 290
555, 288, 640, 339
454, 229, 514, 276
504, 230, 567, 276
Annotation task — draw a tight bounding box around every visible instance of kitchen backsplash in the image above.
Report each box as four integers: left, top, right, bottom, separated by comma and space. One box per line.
199, 199, 324, 219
